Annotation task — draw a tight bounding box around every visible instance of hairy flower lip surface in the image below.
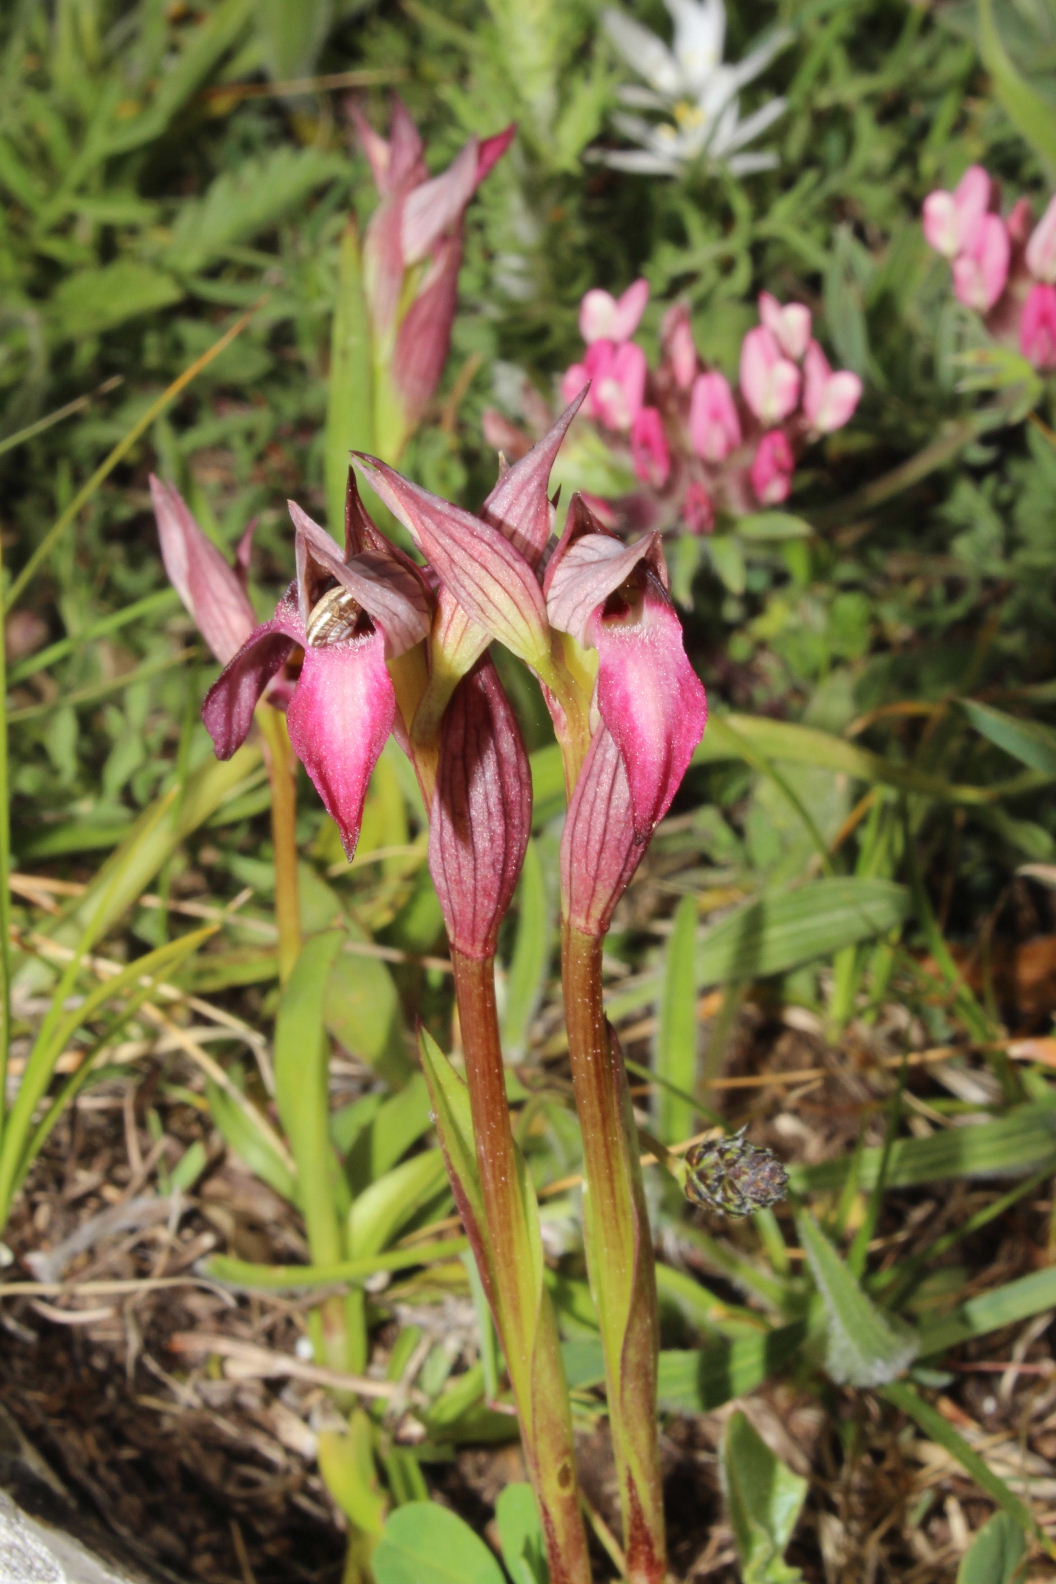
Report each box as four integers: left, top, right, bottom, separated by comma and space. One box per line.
289, 501, 432, 655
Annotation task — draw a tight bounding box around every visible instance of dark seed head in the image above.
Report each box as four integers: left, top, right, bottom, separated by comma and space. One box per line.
683, 1127, 789, 1217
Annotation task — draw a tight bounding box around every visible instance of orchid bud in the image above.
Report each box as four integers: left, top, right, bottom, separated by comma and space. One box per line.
661, 301, 699, 390
684, 481, 715, 535
586, 339, 648, 431
739, 326, 800, 424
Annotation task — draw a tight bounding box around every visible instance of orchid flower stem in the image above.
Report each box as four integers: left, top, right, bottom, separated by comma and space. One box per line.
450, 948, 592, 1584
256, 706, 302, 985
562, 924, 667, 1584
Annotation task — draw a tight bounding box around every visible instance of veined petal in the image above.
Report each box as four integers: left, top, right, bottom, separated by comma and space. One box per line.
429, 657, 532, 958
202, 598, 303, 759
561, 725, 642, 938
354, 458, 550, 667
482, 392, 585, 568
593, 576, 707, 838
287, 632, 396, 859
401, 140, 481, 266
546, 528, 663, 645
151, 476, 257, 665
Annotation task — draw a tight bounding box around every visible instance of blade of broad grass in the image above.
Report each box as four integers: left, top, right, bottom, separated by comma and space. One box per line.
654, 893, 701, 1145
959, 698, 1056, 775
692, 877, 910, 988
0, 374, 123, 459
15, 745, 262, 995
6, 300, 263, 611
0, 925, 215, 1226
275, 930, 363, 1372
202, 1235, 470, 1289
696, 714, 1052, 804
978, 0, 1056, 172
882, 1379, 1042, 1539
789, 1104, 1056, 1193
917, 1267, 1056, 1358
956, 1511, 1028, 1584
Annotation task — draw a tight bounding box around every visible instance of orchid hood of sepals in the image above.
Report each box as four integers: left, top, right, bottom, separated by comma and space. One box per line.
545, 496, 707, 842
202, 500, 432, 860
353, 396, 585, 697
429, 658, 532, 959
151, 476, 257, 666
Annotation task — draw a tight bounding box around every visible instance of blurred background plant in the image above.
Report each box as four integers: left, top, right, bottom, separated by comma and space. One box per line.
2, 0, 1056, 1581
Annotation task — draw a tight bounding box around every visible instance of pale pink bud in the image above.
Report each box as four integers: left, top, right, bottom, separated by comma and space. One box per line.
1019, 282, 1056, 369
662, 302, 699, 390
1026, 194, 1056, 283
631, 406, 671, 488
750, 431, 795, 506
758, 292, 812, 361
1007, 197, 1034, 250
151, 477, 256, 665
560, 360, 591, 407
684, 481, 715, 535
689, 371, 742, 462
739, 326, 800, 425
802, 342, 863, 434
587, 339, 647, 431
951, 213, 1010, 312
579, 278, 650, 344
922, 165, 992, 258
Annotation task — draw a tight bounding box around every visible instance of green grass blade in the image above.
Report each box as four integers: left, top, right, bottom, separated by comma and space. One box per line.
654, 893, 701, 1145
960, 698, 1056, 775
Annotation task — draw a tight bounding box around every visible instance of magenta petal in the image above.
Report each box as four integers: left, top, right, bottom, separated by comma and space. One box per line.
482, 392, 585, 568
393, 237, 461, 434
151, 476, 257, 665
202, 599, 302, 758
545, 530, 661, 644
429, 658, 532, 958
594, 582, 707, 839
354, 457, 550, 664
561, 726, 643, 938
286, 633, 396, 860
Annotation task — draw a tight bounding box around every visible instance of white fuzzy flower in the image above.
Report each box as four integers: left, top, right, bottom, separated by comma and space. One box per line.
600, 0, 789, 177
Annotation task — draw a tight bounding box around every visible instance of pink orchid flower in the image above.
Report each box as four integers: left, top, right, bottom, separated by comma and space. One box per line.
951, 213, 1011, 312
662, 302, 699, 391
922, 166, 992, 259
758, 292, 812, 361
585, 339, 649, 431
750, 430, 795, 505
546, 498, 707, 933
579, 278, 650, 345
802, 341, 862, 434
689, 370, 742, 463
1020, 282, 1056, 369
739, 325, 800, 425
354, 100, 514, 441
202, 490, 432, 859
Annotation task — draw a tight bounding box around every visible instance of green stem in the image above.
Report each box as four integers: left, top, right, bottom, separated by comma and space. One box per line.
256, 707, 302, 985
451, 949, 591, 1584
562, 925, 666, 1584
